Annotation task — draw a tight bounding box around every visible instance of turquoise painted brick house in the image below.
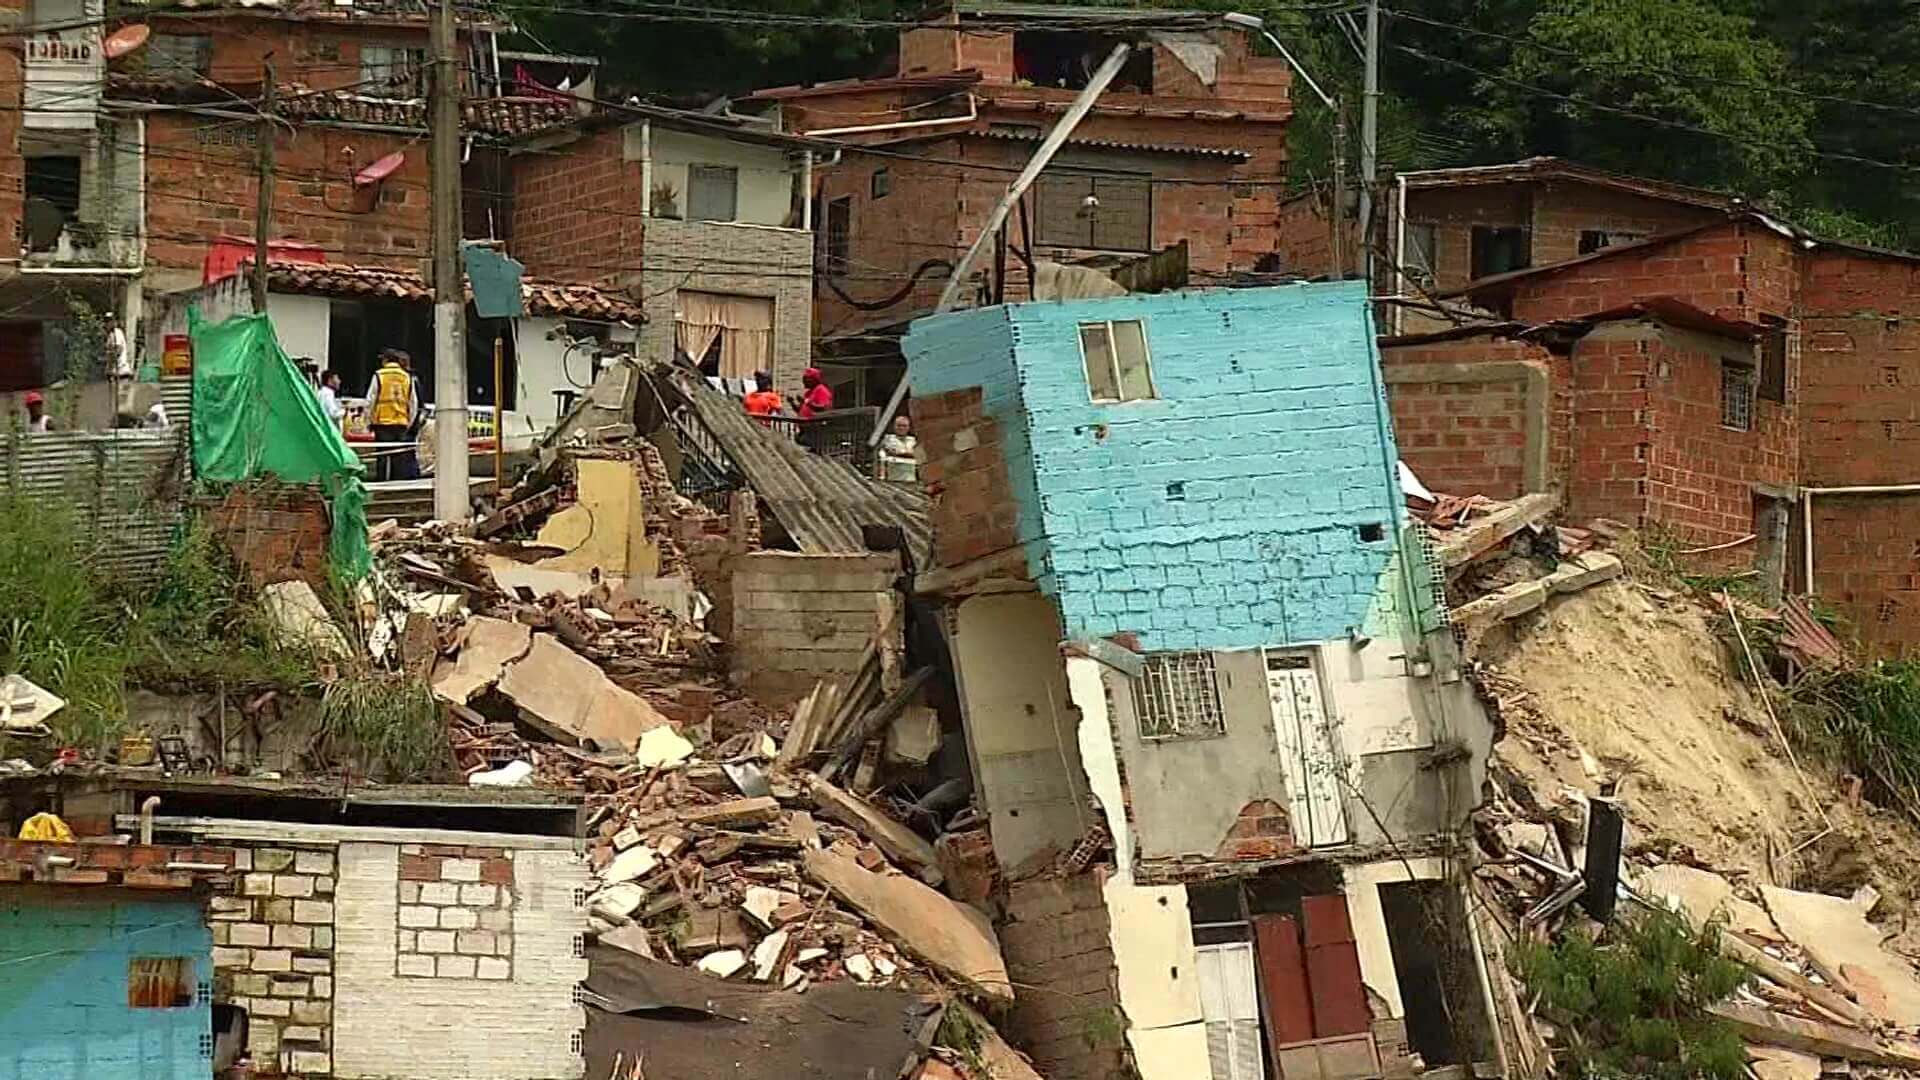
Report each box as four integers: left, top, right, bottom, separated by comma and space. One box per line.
905, 281, 1435, 653
0, 888, 214, 1079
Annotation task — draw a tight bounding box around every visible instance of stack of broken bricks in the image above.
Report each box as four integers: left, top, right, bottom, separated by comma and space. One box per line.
1473, 771, 1920, 1080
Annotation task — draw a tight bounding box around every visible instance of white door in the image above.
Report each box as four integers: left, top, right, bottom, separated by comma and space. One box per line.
1196, 942, 1264, 1080
1265, 650, 1349, 847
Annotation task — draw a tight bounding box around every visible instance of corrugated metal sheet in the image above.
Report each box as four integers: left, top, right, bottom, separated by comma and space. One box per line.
0, 427, 191, 580
678, 376, 931, 569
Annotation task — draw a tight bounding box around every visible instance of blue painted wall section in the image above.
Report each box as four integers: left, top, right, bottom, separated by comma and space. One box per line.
0, 887, 213, 1080
906, 282, 1413, 651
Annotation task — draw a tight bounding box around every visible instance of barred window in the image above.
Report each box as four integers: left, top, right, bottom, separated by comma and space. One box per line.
1133, 652, 1225, 740
1721, 360, 1756, 431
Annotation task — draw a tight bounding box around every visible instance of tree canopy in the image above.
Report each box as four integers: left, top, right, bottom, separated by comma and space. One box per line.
499, 0, 1920, 246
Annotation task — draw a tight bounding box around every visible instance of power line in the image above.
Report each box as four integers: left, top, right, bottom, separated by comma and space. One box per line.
1392, 44, 1920, 176
1382, 7, 1920, 120
499, 0, 1359, 32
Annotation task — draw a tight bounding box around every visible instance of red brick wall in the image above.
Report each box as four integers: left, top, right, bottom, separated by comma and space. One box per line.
1504, 221, 1797, 325
1382, 337, 1555, 499
1566, 332, 1654, 527
1274, 188, 1334, 278
1796, 250, 1920, 653
1808, 493, 1920, 655
911, 386, 1022, 570
508, 127, 641, 285
1642, 327, 1795, 544
145, 113, 430, 274
145, 14, 435, 92
817, 143, 964, 336
0, 0, 23, 256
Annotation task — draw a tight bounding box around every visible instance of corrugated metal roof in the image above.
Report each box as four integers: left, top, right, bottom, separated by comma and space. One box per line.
975, 127, 1251, 159
0, 427, 192, 581
678, 376, 930, 569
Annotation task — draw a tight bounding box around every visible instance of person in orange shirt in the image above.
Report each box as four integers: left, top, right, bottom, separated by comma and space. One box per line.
742, 370, 783, 420
796, 367, 834, 419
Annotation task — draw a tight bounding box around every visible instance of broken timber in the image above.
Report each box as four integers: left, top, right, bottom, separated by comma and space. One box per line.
809, 776, 942, 886
1710, 1003, 1920, 1069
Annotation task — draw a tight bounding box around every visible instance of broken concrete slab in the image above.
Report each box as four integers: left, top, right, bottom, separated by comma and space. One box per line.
0, 673, 64, 735
598, 923, 655, 960
1436, 492, 1558, 571
431, 616, 532, 704
885, 704, 941, 766
600, 845, 659, 886
261, 580, 353, 658
742, 887, 798, 931
497, 634, 672, 751
635, 725, 694, 768
751, 930, 790, 982
1746, 1045, 1820, 1080
682, 908, 750, 955
802, 848, 1010, 1004
1762, 884, 1920, 1027
589, 883, 646, 922
1548, 552, 1624, 595
1639, 864, 1780, 943
809, 777, 943, 886
696, 949, 748, 979
485, 556, 595, 600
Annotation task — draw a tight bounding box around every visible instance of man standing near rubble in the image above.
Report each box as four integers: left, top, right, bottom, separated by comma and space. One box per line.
366, 348, 420, 482
795, 367, 834, 419
743, 370, 783, 421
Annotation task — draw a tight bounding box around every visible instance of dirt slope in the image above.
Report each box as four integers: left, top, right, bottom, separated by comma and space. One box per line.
1476, 579, 1920, 953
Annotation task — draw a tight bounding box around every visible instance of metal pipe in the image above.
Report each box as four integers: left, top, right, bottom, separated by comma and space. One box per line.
801, 150, 814, 231
1394, 172, 1408, 332
638, 119, 652, 218
139, 796, 160, 845
802, 94, 977, 137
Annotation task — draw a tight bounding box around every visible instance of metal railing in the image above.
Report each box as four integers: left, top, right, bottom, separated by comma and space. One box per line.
665, 402, 880, 511
766, 407, 879, 474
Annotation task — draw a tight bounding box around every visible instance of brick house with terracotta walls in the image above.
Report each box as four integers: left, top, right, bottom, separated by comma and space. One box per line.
736, 1, 1294, 405
1378, 204, 1920, 652
505, 104, 826, 390
1274, 157, 1739, 311
0, 0, 569, 395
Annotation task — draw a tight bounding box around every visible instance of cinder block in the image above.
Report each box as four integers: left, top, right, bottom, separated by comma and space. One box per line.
285, 1050, 330, 1075
436, 955, 477, 979
272, 924, 313, 949
397, 905, 436, 929
439, 907, 479, 930
270, 976, 311, 998
292, 956, 330, 974
282, 1025, 323, 1043
459, 884, 498, 906
398, 954, 437, 978
243, 873, 274, 897
456, 930, 498, 955
441, 858, 482, 882
291, 999, 329, 1024
254, 849, 295, 874
213, 946, 251, 968
312, 976, 332, 997
248, 996, 292, 1018
475, 956, 512, 980
274, 875, 315, 898
418, 881, 461, 906
249, 1021, 282, 1056
229, 922, 272, 948
312, 927, 333, 950
251, 949, 293, 973
293, 899, 334, 925
294, 851, 333, 875
417, 929, 456, 953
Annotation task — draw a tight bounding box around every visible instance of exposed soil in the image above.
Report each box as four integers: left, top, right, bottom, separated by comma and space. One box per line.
1476, 580, 1920, 956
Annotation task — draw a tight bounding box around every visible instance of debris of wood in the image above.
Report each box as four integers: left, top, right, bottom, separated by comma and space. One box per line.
810, 776, 943, 886
1761, 885, 1920, 1028
802, 848, 1011, 1004
1710, 1003, 1920, 1068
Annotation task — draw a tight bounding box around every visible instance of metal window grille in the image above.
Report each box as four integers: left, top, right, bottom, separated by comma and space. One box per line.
1133, 652, 1225, 740
1721, 361, 1756, 431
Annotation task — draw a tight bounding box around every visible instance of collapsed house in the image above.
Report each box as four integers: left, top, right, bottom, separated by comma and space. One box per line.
900, 281, 1499, 1079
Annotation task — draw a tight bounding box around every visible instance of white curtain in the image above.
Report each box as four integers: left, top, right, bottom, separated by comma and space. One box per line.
675, 291, 773, 379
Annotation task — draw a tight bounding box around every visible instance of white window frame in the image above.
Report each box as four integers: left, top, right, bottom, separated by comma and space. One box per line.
1077, 318, 1156, 404
1196, 941, 1265, 1080
1132, 650, 1225, 741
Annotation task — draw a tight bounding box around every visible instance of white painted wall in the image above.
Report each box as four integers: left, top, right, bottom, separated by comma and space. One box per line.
513, 317, 639, 432
1341, 856, 1448, 1020
265, 294, 332, 366
625, 125, 798, 226
333, 842, 589, 1080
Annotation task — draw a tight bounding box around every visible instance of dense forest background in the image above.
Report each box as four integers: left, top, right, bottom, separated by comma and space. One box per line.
501, 0, 1920, 247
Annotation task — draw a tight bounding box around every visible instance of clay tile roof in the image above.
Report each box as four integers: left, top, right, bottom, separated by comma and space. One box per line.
265, 261, 646, 323
974, 127, 1250, 159
274, 91, 575, 139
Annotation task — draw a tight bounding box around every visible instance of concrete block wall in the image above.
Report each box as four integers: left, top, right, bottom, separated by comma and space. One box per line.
395, 845, 519, 981
332, 842, 588, 1080
998, 875, 1126, 1080
729, 551, 902, 701
1381, 339, 1556, 499
912, 283, 1410, 652
638, 219, 814, 390
209, 845, 340, 1077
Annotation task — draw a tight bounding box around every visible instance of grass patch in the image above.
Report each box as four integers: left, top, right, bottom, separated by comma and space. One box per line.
128, 517, 318, 691
318, 674, 452, 782
1512, 908, 1747, 1080
1789, 660, 1920, 822
1617, 524, 1766, 602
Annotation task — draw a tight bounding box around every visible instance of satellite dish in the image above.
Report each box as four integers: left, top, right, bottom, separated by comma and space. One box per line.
103, 24, 151, 60
354, 151, 406, 187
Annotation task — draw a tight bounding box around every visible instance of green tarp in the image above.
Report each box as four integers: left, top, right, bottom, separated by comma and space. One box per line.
190, 310, 371, 580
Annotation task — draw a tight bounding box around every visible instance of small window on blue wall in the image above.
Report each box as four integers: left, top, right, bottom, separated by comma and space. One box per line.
129, 957, 194, 1008
1079, 319, 1155, 402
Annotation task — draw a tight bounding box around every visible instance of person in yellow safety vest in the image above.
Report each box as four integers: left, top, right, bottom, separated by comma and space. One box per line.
365, 348, 420, 482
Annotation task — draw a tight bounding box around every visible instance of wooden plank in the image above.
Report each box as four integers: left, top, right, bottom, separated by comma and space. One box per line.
1709, 1003, 1920, 1068
820, 667, 936, 782
810, 776, 942, 886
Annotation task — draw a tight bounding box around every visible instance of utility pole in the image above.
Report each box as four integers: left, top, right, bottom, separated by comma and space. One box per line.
252, 61, 275, 314
1359, 0, 1380, 279
1331, 106, 1347, 278
429, 0, 469, 522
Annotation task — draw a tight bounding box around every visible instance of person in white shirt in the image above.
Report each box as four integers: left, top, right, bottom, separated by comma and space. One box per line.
105, 312, 131, 414
878, 412, 919, 484
317, 369, 346, 426
23, 390, 50, 433
142, 401, 169, 430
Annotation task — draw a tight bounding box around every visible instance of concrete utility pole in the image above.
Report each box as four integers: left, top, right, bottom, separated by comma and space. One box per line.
429, 0, 469, 521
252, 61, 275, 314
1359, 0, 1380, 279
869, 43, 1133, 445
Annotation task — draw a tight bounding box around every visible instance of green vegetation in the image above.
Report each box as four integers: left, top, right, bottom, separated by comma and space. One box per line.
1512, 909, 1748, 1080
318, 675, 453, 783
1789, 660, 1920, 824
0, 494, 321, 749
507, 0, 1920, 246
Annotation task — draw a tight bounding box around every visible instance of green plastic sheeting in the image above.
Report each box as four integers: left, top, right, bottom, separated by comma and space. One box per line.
190, 310, 371, 581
